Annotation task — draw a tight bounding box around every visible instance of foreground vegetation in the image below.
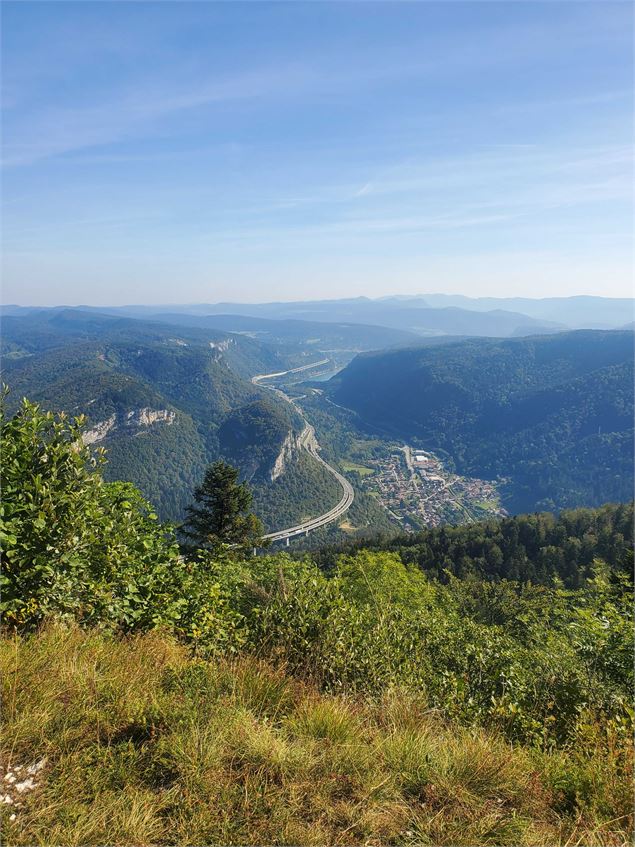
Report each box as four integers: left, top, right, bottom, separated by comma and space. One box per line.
2, 399, 633, 844
312, 502, 633, 588
2, 626, 632, 847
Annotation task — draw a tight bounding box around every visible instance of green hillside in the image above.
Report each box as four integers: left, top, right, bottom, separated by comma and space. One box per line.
0, 308, 287, 377
218, 399, 344, 533
1, 400, 632, 846
251, 448, 343, 532
310, 502, 634, 588
331, 331, 634, 513
218, 399, 303, 482
0, 312, 331, 525
134, 310, 424, 353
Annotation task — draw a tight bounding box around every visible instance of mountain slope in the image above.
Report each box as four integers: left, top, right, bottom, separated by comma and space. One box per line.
330, 330, 634, 513
134, 312, 423, 352
421, 294, 635, 329
0, 312, 333, 525
0, 308, 287, 377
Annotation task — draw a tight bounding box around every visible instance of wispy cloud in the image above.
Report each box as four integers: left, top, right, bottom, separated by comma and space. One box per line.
7, 140, 628, 257
4, 2, 630, 168
2, 65, 314, 167
3, 1, 632, 302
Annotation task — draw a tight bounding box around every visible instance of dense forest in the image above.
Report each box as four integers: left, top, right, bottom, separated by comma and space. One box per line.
0, 308, 286, 377
310, 503, 633, 587
218, 399, 303, 483
331, 330, 634, 513
251, 449, 343, 532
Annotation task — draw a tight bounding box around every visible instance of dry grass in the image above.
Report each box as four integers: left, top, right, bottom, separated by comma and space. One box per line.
1, 624, 632, 846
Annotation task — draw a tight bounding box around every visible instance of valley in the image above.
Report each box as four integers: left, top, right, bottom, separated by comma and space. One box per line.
329, 330, 635, 515
2, 307, 633, 542
263, 374, 503, 541
360, 445, 505, 530
285, 387, 505, 537
251, 361, 354, 543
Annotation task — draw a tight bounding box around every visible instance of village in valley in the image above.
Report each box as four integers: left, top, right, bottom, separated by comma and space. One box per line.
356, 444, 506, 529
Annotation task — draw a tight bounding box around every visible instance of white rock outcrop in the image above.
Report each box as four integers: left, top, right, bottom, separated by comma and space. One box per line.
209, 339, 234, 352
270, 430, 302, 482
82, 408, 176, 445
126, 408, 176, 427
82, 414, 116, 445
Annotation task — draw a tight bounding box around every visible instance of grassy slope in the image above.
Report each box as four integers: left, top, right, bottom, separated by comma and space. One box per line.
2, 626, 631, 847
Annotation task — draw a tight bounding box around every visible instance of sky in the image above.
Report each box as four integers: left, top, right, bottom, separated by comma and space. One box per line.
1, 1, 633, 306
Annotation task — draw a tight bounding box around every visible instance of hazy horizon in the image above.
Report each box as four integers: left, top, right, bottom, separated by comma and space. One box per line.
2, 2, 633, 306
5, 292, 634, 315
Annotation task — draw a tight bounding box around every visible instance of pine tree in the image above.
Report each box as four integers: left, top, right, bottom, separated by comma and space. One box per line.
181, 461, 265, 555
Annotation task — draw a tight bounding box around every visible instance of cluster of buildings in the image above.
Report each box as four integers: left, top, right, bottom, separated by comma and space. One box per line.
364, 445, 504, 529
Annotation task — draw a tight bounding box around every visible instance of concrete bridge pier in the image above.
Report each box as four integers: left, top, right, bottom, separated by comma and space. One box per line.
286, 537, 290, 547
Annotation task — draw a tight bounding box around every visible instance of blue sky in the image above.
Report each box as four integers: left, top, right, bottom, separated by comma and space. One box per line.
2, 1, 633, 306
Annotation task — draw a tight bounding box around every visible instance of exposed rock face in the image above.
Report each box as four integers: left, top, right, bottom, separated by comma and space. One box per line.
209, 339, 234, 352
83, 415, 116, 445
83, 408, 176, 445
127, 408, 176, 427
270, 430, 302, 482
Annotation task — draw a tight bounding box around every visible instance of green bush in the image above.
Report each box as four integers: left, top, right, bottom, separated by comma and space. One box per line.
0, 399, 242, 644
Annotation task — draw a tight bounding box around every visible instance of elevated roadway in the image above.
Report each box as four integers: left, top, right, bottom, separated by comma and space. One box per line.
251, 361, 353, 543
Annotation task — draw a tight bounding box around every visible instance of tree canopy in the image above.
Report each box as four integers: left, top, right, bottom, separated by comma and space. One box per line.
180, 460, 265, 555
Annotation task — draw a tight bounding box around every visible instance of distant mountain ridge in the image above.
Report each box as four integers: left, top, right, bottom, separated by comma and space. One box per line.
420, 294, 635, 329
5, 293, 632, 325
6, 294, 632, 337
1, 299, 565, 338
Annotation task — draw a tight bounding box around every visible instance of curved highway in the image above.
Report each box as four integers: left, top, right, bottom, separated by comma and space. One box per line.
252, 361, 354, 543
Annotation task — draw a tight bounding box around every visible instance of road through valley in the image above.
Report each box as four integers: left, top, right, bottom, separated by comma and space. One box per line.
251, 362, 354, 543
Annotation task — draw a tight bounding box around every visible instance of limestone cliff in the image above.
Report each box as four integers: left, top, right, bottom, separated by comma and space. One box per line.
83, 408, 176, 445
270, 430, 303, 482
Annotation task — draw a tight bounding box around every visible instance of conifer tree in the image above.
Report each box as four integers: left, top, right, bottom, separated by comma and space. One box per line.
181, 461, 265, 555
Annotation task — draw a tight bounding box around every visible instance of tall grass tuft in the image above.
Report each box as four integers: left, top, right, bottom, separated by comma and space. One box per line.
1, 624, 632, 846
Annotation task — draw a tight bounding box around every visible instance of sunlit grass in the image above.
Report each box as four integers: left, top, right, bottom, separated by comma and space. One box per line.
1, 624, 632, 846
340, 460, 375, 477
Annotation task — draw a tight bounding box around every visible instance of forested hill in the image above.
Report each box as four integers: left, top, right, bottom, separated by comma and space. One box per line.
0, 308, 286, 377
0, 311, 325, 523
311, 502, 634, 588
330, 330, 634, 514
